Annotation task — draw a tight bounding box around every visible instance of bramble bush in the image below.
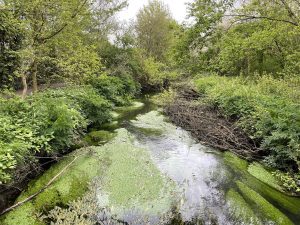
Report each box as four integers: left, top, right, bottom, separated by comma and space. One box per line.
194, 75, 300, 172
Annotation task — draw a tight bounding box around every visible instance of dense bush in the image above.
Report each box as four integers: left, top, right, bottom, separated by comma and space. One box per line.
0, 85, 114, 184
86, 74, 139, 106
142, 57, 178, 89
195, 75, 300, 172
40, 87, 112, 127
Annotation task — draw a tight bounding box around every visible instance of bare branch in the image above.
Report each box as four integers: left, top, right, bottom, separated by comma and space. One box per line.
0, 156, 79, 216
224, 14, 299, 26
40, 0, 89, 43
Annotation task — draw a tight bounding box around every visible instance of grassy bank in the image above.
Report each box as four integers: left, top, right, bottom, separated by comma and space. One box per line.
193, 75, 300, 193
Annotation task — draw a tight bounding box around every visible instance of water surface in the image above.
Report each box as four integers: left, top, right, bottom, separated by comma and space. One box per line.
2, 99, 300, 225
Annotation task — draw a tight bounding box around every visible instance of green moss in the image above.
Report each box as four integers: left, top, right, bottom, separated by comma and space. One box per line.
248, 162, 283, 192
110, 111, 120, 119
223, 152, 248, 171
100, 128, 175, 214
101, 121, 119, 130
84, 130, 116, 146
226, 189, 261, 225
117, 101, 145, 112
1, 203, 42, 225
2, 148, 109, 225
135, 127, 163, 136
236, 181, 294, 225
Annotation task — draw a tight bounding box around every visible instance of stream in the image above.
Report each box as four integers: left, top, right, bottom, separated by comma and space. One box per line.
2, 98, 300, 225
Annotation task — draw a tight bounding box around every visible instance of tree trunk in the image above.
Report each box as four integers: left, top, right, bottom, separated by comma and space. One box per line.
21, 74, 28, 99
258, 51, 264, 75
32, 59, 38, 93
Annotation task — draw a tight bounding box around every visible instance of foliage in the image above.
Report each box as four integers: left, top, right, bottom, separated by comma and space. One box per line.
136, 0, 176, 61
151, 89, 176, 106
1, 0, 127, 92
179, 0, 300, 78
0, 8, 23, 90
142, 57, 178, 88
40, 87, 112, 126
195, 75, 300, 172
0, 84, 115, 184
272, 171, 300, 194
86, 74, 138, 106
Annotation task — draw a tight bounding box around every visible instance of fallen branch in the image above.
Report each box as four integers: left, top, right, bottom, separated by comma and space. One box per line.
164, 89, 261, 160
0, 156, 78, 216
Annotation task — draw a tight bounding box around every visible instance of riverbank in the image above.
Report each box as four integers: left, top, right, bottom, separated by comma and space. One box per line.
160, 75, 300, 196
0, 75, 139, 212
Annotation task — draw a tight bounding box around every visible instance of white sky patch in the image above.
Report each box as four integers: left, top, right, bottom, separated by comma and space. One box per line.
118, 0, 193, 23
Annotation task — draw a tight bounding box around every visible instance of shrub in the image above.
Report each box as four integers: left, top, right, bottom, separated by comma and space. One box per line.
40, 86, 112, 126
86, 74, 138, 106
142, 57, 179, 89
29, 96, 87, 151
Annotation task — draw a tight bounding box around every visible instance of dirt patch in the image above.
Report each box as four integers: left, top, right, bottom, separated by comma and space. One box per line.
164, 87, 262, 160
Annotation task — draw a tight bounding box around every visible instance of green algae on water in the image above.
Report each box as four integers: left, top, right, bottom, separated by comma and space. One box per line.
97, 128, 176, 215
131, 111, 175, 133
84, 130, 116, 146
101, 120, 119, 130
236, 181, 294, 225
117, 101, 145, 112
248, 162, 283, 192
226, 189, 261, 225
110, 111, 120, 119
134, 126, 164, 136
243, 175, 300, 216
1, 147, 109, 225
223, 151, 248, 171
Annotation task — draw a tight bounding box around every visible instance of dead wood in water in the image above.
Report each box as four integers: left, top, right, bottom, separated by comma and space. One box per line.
165, 89, 261, 160
0, 156, 78, 216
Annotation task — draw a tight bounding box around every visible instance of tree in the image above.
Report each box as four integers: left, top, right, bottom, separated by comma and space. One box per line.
176, 0, 300, 76
0, 6, 23, 90
2, 0, 127, 96
136, 0, 176, 61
